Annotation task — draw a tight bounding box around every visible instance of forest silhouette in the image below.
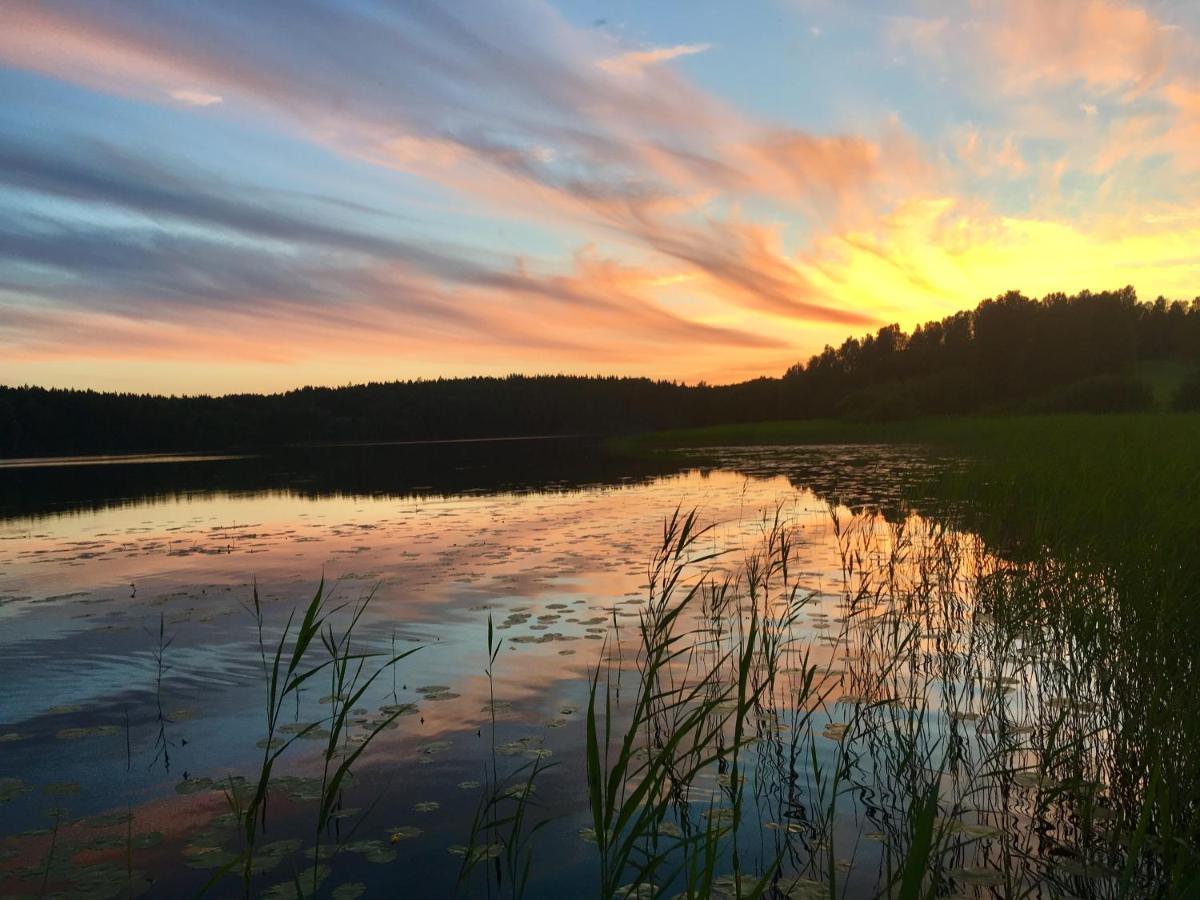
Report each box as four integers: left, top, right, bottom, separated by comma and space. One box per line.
4, 286, 1200, 457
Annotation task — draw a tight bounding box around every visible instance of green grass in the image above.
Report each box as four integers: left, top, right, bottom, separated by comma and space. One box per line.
610, 418, 927, 453
614, 411, 1200, 454
1133, 359, 1191, 409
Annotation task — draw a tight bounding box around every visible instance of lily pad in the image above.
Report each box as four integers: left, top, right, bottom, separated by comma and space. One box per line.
0, 777, 30, 803
448, 843, 503, 864
264, 865, 330, 898
779, 877, 826, 900
43, 781, 82, 797
947, 867, 1005, 886
175, 777, 214, 794
56, 725, 119, 740
821, 723, 849, 741
614, 883, 658, 899
182, 845, 239, 870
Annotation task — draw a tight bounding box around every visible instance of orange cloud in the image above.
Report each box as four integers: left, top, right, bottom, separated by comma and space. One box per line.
2, 0, 1196, 396
0, 0, 917, 337
0, 238, 793, 383
952, 126, 1026, 178
596, 43, 713, 76
986, 0, 1172, 96
0, 3, 217, 103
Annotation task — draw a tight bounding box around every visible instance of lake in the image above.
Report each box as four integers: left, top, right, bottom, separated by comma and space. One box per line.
0, 438, 1123, 898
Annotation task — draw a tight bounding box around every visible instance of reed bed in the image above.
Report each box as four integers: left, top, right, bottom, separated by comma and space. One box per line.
540, 492, 1200, 898
13, 416, 1197, 898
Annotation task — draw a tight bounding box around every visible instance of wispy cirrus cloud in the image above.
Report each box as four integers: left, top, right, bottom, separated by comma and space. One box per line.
167, 88, 222, 107
596, 42, 713, 76
984, 0, 1173, 97
0, 139, 783, 375
0, 0, 915, 391
886, 0, 1183, 99
0, 0, 1197, 393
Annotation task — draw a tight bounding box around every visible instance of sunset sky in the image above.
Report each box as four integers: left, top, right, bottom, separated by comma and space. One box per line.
2, 0, 1199, 394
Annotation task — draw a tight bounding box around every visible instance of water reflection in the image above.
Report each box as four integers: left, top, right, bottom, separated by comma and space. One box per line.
0, 437, 682, 521
0, 441, 1142, 897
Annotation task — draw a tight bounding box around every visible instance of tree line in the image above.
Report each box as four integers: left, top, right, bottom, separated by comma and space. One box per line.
3, 286, 1199, 457
781, 287, 1200, 419
0, 375, 779, 457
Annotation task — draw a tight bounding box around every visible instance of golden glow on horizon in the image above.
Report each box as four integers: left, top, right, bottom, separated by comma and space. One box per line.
0, 0, 1197, 392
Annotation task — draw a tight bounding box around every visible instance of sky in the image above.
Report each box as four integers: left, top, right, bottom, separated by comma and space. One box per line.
1, 0, 1199, 395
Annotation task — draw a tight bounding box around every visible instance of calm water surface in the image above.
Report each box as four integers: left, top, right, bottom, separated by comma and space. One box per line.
0, 440, 1095, 898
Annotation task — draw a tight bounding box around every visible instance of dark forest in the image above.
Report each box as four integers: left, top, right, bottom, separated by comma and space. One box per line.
5, 287, 1199, 456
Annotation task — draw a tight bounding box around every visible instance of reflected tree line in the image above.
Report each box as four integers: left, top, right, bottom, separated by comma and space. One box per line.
3, 287, 1200, 456
0, 438, 687, 520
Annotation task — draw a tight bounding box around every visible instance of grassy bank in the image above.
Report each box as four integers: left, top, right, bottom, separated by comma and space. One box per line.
614, 411, 1200, 456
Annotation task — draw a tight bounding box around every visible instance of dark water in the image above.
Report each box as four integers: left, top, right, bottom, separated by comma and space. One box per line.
0, 439, 1101, 899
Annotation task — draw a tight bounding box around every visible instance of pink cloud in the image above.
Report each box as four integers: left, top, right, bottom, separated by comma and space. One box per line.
596, 42, 713, 76
167, 88, 222, 107
0, 0, 919, 340
986, 0, 1172, 96
12, 0, 1193, 392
